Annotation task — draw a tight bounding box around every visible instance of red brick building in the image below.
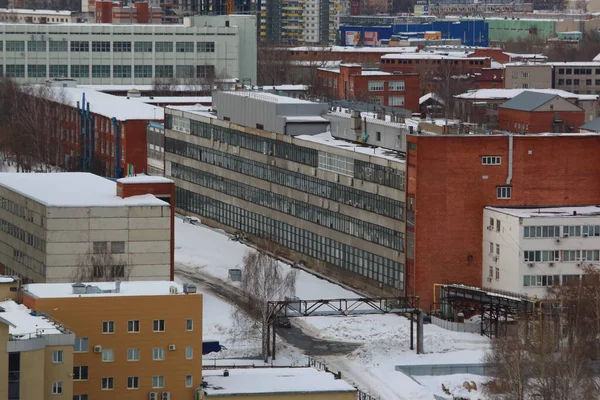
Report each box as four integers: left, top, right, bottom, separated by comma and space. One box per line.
287, 46, 419, 65
316, 64, 420, 111
468, 48, 548, 64
406, 133, 600, 307
95, 0, 162, 24
474, 68, 504, 89
380, 53, 491, 74
498, 91, 585, 133
42, 85, 163, 177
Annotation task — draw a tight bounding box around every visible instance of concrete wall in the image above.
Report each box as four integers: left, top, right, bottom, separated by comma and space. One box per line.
504, 64, 553, 89
326, 112, 407, 152
0, 279, 19, 301
26, 291, 203, 400
44, 345, 74, 400
482, 209, 521, 294
0, 322, 7, 400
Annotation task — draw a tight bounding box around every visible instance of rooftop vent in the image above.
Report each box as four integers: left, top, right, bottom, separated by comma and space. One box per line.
223, 369, 229, 377
127, 89, 142, 98
183, 283, 197, 294
72, 282, 86, 295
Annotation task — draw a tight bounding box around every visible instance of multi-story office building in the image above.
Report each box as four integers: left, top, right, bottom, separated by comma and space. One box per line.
0, 172, 174, 283
147, 121, 166, 177
260, 0, 339, 44
0, 287, 75, 400
22, 280, 203, 400
550, 62, 600, 95
483, 206, 600, 298
0, 14, 256, 85
164, 92, 407, 296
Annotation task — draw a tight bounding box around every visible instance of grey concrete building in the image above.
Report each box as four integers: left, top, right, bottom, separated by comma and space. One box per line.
550, 62, 600, 95
164, 92, 407, 295
0, 173, 171, 283
504, 63, 553, 90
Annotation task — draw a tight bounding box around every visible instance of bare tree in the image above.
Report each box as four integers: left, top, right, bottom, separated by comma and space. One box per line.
231, 247, 297, 357
257, 42, 294, 86
72, 248, 132, 282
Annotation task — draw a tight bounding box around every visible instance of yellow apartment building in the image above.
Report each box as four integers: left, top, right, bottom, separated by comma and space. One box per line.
0, 296, 74, 400
21, 280, 203, 400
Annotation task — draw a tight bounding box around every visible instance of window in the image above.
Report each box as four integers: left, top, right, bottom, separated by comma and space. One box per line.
92, 41, 111, 52
71, 65, 89, 78
185, 375, 193, 387
496, 186, 511, 199
134, 41, 152, 52
73, 395, 88, 400
186, 346, 193, 359
50, 41, 67, 52
524, 251, 542, 262
197, 65, 215, 79
128, 320, 140, 333
176, 42, 194, 52
102, 320, 115, 334
102, 349, 114, 362
6, 65, 25, 78
152, 376, 164, 388
489, 265, 493, 277
566, 79, 572, 85
28, 65, 46, 78
496, 244, 500, 255
156, 65, 173, 78
155, 42, 173, 52
583, 225, 600, 237
563, 225, 582, 237
49, 65, 68, 78
101, 377, 114, 390
73, 366, 89, 380
176, 65, 195, 78
109, 240, 126, 254
153, 319, 165, 332
186, 319, 194, 331
369, 96, 384, 105
52, 382, 62, 395
495, 267, 500, 280
127, 376, 139, 389
574, 79, 580, 85
376, 131, 381, 142
93, 241, 108, 254
70, 41, 89, 52
388, 81, 405, 91
481, 156, 501, 165
52, 350, 63, 363
197, 41, 215, 52
542, 250, 560, 262
388, 96, 405, 106
523, 274, 560, 287
153, 347, 165, 360
127, 348, 140, 361
368, 81, 384, 91
496, 220, 501, 232
6, 41, 24, 52
92, 65, 111, 78
489, 242, 493, 254
28, 41, 46, 52
113, 41, 131, 52
134, 65, 153, 78
558, 79, 564, 85
524, 225, 560, 238
113, 65, 131, 78
74, 337, 89, 352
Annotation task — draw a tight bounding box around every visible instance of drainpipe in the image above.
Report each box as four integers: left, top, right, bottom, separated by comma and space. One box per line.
86, 102, 94, 171
111, 117, 121, 179
79, 93, 87, 171
506, 134, 513, 186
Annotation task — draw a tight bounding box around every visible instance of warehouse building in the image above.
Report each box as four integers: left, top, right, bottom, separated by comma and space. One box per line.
0, 14, 256, 85
0, 172, 174, 283
164, 92, 407, 296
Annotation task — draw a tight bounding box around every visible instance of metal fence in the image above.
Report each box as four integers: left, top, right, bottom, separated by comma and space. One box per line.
395, 363, 490, 376
430, 315, 480, 334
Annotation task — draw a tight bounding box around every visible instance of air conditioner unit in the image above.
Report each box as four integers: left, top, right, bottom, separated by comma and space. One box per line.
486, 276, 493, 282
527, 263, 535, 268
162, 392, 171, 400
93, 345, 102, 353
583, 233, 588, 238
487, 226, 493, 231
577, 263, 582, 268
563, 233, 569, 238
149, 392, 158, 400
555, 238, 561, 244
549, 262, 555, 267
168, 344, 176, 351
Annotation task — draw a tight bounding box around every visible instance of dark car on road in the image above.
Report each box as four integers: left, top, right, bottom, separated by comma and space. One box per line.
276, 316, 291, 328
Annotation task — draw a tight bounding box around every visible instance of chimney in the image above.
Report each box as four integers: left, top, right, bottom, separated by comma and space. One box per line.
115, 280, 121, 293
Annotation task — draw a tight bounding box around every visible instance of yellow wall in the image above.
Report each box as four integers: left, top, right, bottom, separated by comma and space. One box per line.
20, 348, 45, 400
204, 392, 357, 400
28, 292, 203, 400
0, 323, 8, 400
44, 345, 74, 400
0, 280, 19, 301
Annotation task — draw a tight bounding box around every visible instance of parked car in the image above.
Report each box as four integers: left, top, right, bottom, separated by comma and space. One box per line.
276, 316, 291, 328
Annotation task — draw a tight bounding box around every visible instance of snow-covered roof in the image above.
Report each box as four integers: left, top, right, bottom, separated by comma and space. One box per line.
0, 8, 73, 15
0, 173, 169, 207
288, 45, 418, 53
262, 84, 309, 91
455, 88, 598, 101
0, 300, 65, 339
225, 91, 316, 105
486, 206, 600, 219
419, 92, 445, 105
284, 116, 329, 123
296, 131, 405, 163
318, 67, 392, 76
202, 368, 356, 396
381, 53, 487, 60
504, 52, 547, 59
24, 281, 192, 298
0, 276, 15, 283
547, 61, 600, 67
117, 174, 173, 184
167, 104, 215, 118
47, 87, 164, 121
130, 96, 212, 105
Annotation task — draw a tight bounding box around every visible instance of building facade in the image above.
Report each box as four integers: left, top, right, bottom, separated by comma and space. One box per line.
95, 0, 163, 24
0, 173, 173, 283
551, 62, 600, 95
504, 63, 553, 90
483, 206, 600, 298
0, 14, 256, 85
22, 281, 203, 400
147, 122, 166, 177
0, 8, 91, 24
164, 92, 407, 296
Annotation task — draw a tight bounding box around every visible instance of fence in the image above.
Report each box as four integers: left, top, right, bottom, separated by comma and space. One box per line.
430, 315, 480, 334
395, 363, 490, 376
308, 356, 380, 400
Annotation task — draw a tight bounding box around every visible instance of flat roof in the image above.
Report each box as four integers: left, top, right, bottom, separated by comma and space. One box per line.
130, 96, 212, 105
117, 174, 173, 184
0, 300, 65, 339
0, 276, 15, 283
0, 173, 168, 207
381, 53, 488, 60
288, 45, 419, 53
486, 206, 600, 218
223, 91, 315, 105
0, 8, 73, 15
168, 104, 215, 118
203, 368, 356, 396
455, 88, 597, 101
24, 281, 191, 298
46, 87, 164, 121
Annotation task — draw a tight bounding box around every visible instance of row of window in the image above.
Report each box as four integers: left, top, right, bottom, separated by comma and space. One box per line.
17, 40, 216, 53
166, 137, 404, 220
0, 218, 44, 251
523, 274, 585, 287
2, 64, 215, 79
70, 374, 191, 392
0, 197, 36, 223
96, 346, 195, 363
481, 156, 501, 165
524, 225, 600, 238
176, 187, 404, 288
556, 68, 599, 75
169, 116, 406, 191
523, 249, 600, 262
367, 80, 406, 92
558, 78, 599, 86
170, 162, 404, 251
101, 318, 192, 334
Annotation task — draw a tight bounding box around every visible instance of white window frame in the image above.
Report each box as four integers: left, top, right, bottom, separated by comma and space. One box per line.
153, 319, 165, 332
388, 81, 405, 91
186, 346, 193, 360
481, 156, 501, 165
153, 347, 165, 360
127, 376, 139, 389
128, 320, 140, 333
152, 376, 164, 389
52, 350, 63, 364
186, 319, 194, 331
102, 320, 115, 334
101, 348, 114, 362
367, 80, 384, 92
388, 95, 405, 106
497, 186, 512, 199
52, 382, 63, 395
127, 348, 140, 362
101, 377, 114, 390
185, 375, 193, 387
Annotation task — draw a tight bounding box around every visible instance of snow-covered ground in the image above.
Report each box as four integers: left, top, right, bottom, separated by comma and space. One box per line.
176, 217, 491, 399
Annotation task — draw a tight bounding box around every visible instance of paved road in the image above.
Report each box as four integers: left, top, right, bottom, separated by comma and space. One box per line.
176, 265, 361, 356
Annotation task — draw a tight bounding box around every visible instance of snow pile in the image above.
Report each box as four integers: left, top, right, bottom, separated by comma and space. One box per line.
415, 374, 492, 400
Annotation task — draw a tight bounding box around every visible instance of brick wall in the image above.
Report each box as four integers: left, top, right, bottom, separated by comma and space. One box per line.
407, 134, 600, 308
498, 109, 585, 133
